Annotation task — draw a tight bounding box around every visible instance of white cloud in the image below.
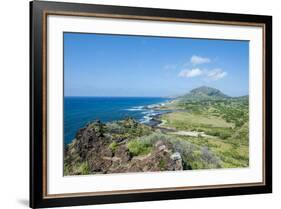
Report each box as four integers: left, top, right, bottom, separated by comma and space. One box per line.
178, 68, 227, 81
207, 69, 227, 80
190, 55, 211, 65
178, 68, 203, 78
176, 55, 227, 81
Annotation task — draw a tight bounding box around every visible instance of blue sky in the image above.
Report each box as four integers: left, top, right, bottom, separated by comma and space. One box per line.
64, 32, 249, 97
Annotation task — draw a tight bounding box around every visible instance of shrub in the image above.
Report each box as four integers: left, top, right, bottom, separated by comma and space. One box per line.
90, 120, 105, 137
138, 132, 175, 145
79, 162, 90, 175
139, 133, 194, 153
201, 146, 221, 166
106, 119, 152, 138
158, 159, 166, 170
63, 163, 70, 176
106, 122, 125, 134
127, 139, 152, 156
185, 147, 221, 169
172, 139, 196, 160
138, 133, 198, 169
130, 132, 222, 170
109, 141, 118, 152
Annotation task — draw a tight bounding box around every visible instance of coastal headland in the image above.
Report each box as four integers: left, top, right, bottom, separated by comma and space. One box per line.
64, 86, 249, 175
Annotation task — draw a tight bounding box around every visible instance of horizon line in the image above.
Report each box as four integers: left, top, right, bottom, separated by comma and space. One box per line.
64, 95, 248, 98
64, 95, 172, 98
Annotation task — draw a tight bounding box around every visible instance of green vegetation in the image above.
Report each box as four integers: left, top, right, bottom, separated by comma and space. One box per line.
64, 161, 90, 175
158, 159, 166, 170
179, 135, 248, 168
109, 141, 118, 152
89, 120, 106, 137
127, 139, 152, 156
162, 111, 233, 129
136, 132, 221, 169
179, 86, 229, 102
159, 90, 249, 168
155, 86, 249, 168
106, 117, 152, 140
80, 162, 90, 175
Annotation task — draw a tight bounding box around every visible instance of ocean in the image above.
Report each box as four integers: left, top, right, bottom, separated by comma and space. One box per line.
64, 97, 169, 144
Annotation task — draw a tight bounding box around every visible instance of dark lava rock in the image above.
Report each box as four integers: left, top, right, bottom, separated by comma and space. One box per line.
64, 120, 183, 175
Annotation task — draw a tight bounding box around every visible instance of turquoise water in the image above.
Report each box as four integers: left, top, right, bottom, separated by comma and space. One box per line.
64, 97, 169, 144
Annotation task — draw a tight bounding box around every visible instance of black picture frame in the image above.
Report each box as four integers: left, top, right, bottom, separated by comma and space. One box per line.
30, 1, 272, 208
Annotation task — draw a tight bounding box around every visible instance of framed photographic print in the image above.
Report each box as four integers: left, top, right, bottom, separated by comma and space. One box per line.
30, 0, 272, 208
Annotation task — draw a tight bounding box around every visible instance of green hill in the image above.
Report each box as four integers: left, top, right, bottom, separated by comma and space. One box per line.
179, 86, 230, 101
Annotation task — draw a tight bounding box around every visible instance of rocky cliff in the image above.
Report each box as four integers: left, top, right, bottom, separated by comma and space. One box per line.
64, 119, 183, 175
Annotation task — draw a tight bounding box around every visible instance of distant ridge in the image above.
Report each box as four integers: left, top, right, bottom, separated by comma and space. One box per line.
178, 86, 230, 101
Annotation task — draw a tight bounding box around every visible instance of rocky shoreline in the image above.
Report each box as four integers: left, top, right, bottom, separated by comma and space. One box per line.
142, 101, 175, 127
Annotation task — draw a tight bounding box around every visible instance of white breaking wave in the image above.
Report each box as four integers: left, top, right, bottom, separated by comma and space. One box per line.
125, 103, 167, 124
125, 106, 144, 111
139, 115, 153, 124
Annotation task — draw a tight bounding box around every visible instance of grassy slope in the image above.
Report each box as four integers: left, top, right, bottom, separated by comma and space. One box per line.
160, 98, 249, 168
162, 111, 233, 129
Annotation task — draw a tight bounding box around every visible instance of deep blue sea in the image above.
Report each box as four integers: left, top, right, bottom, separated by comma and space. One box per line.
64, 97, 169, 144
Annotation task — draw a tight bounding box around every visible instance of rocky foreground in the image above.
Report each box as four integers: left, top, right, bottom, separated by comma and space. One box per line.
64, 118, 187, 175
